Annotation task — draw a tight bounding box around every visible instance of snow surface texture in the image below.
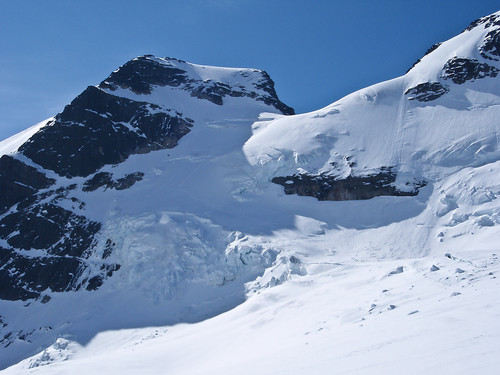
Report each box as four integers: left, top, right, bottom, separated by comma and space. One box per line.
2, 11, 500, 375
0, 118, 52, 156
244, 13, 500, 188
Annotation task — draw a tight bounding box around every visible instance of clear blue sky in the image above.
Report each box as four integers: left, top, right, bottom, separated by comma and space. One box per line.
1, 0, 499, 140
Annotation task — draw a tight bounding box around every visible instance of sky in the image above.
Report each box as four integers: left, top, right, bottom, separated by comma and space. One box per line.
0, 0, 499, 140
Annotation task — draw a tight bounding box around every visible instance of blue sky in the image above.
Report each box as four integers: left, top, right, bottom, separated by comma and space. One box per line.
1, 0, 499, 140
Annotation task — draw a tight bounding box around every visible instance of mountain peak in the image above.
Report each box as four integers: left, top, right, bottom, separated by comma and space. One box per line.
98, 55, 294, 114
244, 10, 500, 202
464, 10, 500, 32
407, 10, 500, 80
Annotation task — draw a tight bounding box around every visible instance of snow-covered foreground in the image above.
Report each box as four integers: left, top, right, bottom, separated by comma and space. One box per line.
4, 161, 500, 374
5, 242, 499, 374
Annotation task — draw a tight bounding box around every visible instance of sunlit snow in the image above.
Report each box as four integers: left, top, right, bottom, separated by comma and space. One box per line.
2, 11, 500, 375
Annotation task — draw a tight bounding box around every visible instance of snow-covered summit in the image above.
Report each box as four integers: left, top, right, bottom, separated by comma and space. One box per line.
406, 11, 500, 81
243, 11, 500, 201
99, 55, 294, 116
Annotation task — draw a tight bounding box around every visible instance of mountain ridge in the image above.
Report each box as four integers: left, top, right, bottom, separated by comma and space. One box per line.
1, 10, 500, 373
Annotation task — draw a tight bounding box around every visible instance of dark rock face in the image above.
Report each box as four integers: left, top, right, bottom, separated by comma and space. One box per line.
254, 71, 295, 115
463, 14, 500, 64
0, 154, 124, 302
189, 81, 230, 105
83, 171, 144, 192
99, 56, 188, 94
442, 57, 499, 84
272, 169, 426, 201
0, 247, 120, 301
0, 181, 120, 301
0, 203, 100, 255
480, 28, 500, 61
20, 86, 193, 178
0, 246, 70, 301
99, 56, 294, 115
0, 156, 55, 214
405, 82, 449, 102
0, 170, 121, 301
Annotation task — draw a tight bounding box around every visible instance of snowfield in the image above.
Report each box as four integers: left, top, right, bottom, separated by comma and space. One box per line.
2, 10, 500, 375
4, 216, 500, 374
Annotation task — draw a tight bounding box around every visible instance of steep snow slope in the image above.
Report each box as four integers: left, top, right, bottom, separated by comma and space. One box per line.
4, 162, 500, 374
2, 11, 500, 375
0, 119, 53, 156
0, 56, 292, 368
245, 12, 500, 198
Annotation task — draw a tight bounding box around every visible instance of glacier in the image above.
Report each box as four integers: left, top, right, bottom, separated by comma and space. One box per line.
1, 10, 500, 375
